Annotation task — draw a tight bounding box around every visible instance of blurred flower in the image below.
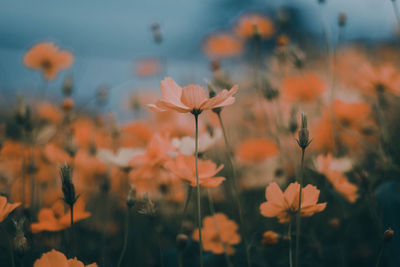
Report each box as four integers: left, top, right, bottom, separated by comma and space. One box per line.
165, 154, 225, 188
203, 33, 243, 59
148, 77, 238, 113
38, 103, 62, 124
236, 138, 278, 164
260, 182, 326, 223
31, 198, 90, 233
24, 42, 74, 81
192, 213, 241, 255
261, 231, 280, 245
0, 195, 20, 222
62, 98, 74, 113
282, 73, 327, 103
172, 128, 222, 155
135, 58, 162, 77
316, 154, 359, 203
97, 148, 144, 168
234, 14, 275, 39
33, 249, 97, 267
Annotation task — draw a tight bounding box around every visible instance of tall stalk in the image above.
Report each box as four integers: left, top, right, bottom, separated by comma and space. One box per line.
288, 220, 293, 267
194, 113, 203, 267
295, 148, 305, 267
117, 206, 131, 267
217, 112, 251, 267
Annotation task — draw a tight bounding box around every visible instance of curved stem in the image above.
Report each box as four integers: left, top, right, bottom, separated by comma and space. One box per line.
117, 207, 131, 267
289, 220, 293, 267
194, 113, 203, 267
295, 148, 305, 267
375, 242, 385, 267
217, 112, 252, 267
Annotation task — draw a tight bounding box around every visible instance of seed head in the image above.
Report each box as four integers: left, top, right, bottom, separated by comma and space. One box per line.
60, 164, 78, 207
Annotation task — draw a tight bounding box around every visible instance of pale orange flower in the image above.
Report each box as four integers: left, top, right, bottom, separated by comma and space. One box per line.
135, 58, 161, 77
192, 213, 241, 255
148, 77, 238, 113
282, 73, 327, 103
0, 196, 20, 222
203, 33, 243, 59
165, 154, 225, 188
34, 249, 97, 267
24, 42, 74, 81
235, 14, 275, 39
260, 182, 326, 223
31, 198, 91, 233
236, 138, 279, 164
316, 154, 359, 203
38, 103, 63, 124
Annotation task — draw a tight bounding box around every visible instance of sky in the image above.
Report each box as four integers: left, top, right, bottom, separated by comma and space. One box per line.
0, 0, 398, 117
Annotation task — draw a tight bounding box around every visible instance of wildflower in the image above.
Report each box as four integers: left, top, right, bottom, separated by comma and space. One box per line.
192, 213, 241, 255
165, 154, 225, 188
316, 154, 359, 203
38, 103, 63, 124
261, 231, 280, 245
234, 14, 275, 39
203, 33, 243, 59
282, 73, 327, 103
31, 198, 90, 233
148, 77, 238, 114
236, 138, 279, 164
24, 42, 74, 81
0, 196, 20, 222
34, 249, 97, 267
171, 128, 222, 155
260, 182, 326, 223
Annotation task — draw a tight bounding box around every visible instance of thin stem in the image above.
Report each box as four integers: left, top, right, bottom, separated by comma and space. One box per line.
289, 220, 293, 267
217, 112, 252, 267
207, 190, 234, 267
295, 148, 305, 267
179, 185, 193, 233
194, 113, 203, 267
117, 206, 131, 267
375, 242, 385, 267
70, 204, 74, 256
178, 251, 183, 267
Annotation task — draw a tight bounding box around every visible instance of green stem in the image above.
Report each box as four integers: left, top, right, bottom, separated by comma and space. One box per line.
179, 185, 193, 233
295, 148, 305, 267
70, 204, 74, 256
207, 189, 234, 267
289, 220, 293, 267
117, 206, 131, 267
194, 113, 203, 267
375, 242, 385, 267
178, 251, 183, 267
217, 112, 252, 267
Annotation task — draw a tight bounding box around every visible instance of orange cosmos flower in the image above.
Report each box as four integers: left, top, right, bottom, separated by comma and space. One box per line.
236, 138, 279, 164
260, 182, 326, 223
148, 77, 238, 113
0, 196, 20, 222
235, 14, 275, 39
135, 58, 161, 77
316, 154, 359, 203
165, 154, 225, 188
31, 198, 90, 233
203, 33, 243, 59
24, 42, 74, 81
34, 249, 97, 267
355, 63, 400, 97
38, 103, 63, 124
282, 73, 327, 103
192, 213, 241, 255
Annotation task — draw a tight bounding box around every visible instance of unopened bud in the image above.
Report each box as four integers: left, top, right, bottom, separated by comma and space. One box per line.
296, 113, 311, 149
384, 228, 394, 242
60, 164, 77, 207
210, 60, 220, 72
176, 234, 189, 250
261, 231, 280, 246
62, 75, 73, 96
126, 186, 137, 208
62, 98, 74, 113
13, 218, 29, 254
338, 13, 347, 27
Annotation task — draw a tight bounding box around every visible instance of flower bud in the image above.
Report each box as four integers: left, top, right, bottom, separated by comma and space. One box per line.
297, 113, 311, 149
60, 164, 77, 207
138, 193, 156, 217
126, 185, 137, 208
13, 218, 29, 254
176, 234, 189, 250
62, 75, 73, 96
262, 231, 280, 245
62, 98, 74, 113
384, 228, 394, 242
338, 13, 347, 27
